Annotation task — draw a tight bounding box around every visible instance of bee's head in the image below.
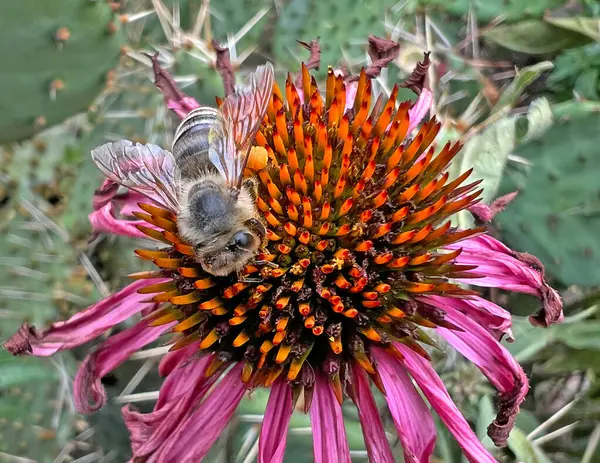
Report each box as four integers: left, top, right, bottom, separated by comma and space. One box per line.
196, 226, 261, 277
177, 177, 266, 277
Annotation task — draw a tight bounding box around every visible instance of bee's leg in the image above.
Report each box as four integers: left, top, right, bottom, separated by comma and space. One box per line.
253, 259, 279, 268
242, 177, 259, 201
237, 269, 263, 283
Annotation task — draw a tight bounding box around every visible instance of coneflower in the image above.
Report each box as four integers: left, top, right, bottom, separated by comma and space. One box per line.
4, 36, 562, 463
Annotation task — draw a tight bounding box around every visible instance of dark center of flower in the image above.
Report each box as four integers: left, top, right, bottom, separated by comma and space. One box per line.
131, 65, 484, 404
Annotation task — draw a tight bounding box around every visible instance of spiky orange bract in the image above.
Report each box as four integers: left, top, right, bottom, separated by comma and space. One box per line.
132, 64, 484, 401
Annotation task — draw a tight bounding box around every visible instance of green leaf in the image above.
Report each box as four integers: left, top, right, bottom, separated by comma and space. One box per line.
459, 117, 515, 205
540, 346, 600, 374
515, 410, 541, 435
483, 20, 590, 54
456, 95, 554, 210
546, 16, 600, 42
505, 317, 553, 362
493, 62, 554, 115
552, 100, 600, 118
476, 395, 496, 449
522, 98, 554, 142
553, 322, 600, 350
434, 416, 461, 463
507, 427, 553, 463
574, 68, 600, 100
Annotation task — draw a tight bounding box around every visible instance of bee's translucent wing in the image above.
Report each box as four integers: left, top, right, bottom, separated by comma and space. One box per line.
91, 140, 181, 212
208, 62, 275, 190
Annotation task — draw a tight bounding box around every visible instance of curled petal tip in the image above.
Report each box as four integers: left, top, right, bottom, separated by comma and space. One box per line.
511, 251, 564, 328
529, 284, 564, 328
3, 323, 36, 355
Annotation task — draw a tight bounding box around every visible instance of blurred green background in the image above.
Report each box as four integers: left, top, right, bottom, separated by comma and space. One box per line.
0, 0, 599, 462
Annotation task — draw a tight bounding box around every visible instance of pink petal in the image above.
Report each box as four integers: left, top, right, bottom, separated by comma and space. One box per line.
151, 363, 245, 462
124, 354, 218, 459
395, 343, 499, 463
89, 202, 152, 240
167, 96, 201, 120
344, 81, 358, 110
157, 340, 200, 378
449, 235, 563, 327
332, 68, 358, 110
3, 279, 168, 356
371, 350, 436, 463
349, 364, 395, 463
258, 378, 294, 463
93, 178, 162, 217
469, 191, 519, 222
295, 85, 305, 106
420, 295, 513, 341
74, 320, 175, 413
468, 203, 494, 222
310, 372, 351, 463
407, 88, 433, 133
115, 191, 155, 217
90, 184, 164, 240
93, 178, 120, 210
155, 342, 203, 408
435, 305, 528, 447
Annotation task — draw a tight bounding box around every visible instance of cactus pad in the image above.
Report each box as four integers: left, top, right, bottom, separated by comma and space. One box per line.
495, 108, 600, 286
0, 0, 124, 144
273, 0, 391, 76
418, 0, 565, 23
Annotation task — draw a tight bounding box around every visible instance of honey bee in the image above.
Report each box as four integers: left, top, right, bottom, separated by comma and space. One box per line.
91, 63, 275, 277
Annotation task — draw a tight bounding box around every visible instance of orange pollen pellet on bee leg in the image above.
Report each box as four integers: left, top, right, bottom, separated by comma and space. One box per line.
248, 146, 268, 172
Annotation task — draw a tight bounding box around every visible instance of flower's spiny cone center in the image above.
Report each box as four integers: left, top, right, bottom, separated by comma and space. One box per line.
132, 64, 485, 402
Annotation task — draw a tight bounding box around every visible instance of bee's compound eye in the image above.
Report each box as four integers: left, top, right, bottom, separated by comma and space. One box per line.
233, 231, 254, 250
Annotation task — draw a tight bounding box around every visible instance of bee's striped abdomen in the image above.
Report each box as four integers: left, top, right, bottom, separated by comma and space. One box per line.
172, 107, 220, 178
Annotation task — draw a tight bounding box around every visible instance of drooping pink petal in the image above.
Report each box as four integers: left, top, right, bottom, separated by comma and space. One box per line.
449, 235, 563, 327
469, 191, 519, 222
348, 364, 395, 463
435, 305, 528, 447
93, 178, 120, 210
148, 52, 201, 120
90, 181, 163, 240
93, 177, 162, 217
395, 343, 499, 463
157, 340, 200, 378
74, 320, 175, 413
3, 279, 168, 357
167, 97, 201, 120
310, 372, 351, 463
89, 202, 152, 240
115, 191, 155, 217
420, 295, 512, 341
150, 363, 245, 462
407, 88, 433, 133
123, 354, 219, 459
258, 378, 294, 463
156, 342, 203, 408
371, 350, 436, 463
